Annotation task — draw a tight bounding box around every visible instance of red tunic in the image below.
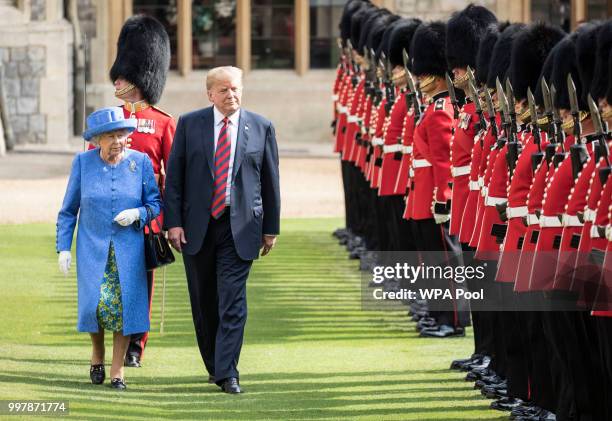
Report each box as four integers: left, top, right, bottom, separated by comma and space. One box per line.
450, 101, 478, 236
410, 92, 453, 220
396, 109, 415, 198
342, 78, 366, 161
379, 91, 408, 196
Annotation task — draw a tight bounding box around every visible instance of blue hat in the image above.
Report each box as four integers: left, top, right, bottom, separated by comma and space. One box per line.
83, 107, 137, 141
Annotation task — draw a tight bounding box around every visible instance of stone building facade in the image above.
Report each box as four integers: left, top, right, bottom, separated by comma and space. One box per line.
0, 0, 609, 151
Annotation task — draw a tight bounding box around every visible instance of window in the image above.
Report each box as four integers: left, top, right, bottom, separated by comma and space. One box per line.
587, 0, 611, 21
310, 0, 345, 68
133, 0, 179, 69
531, 0, 570, 33
192, 0, 236, 69
251, 0, 295, 69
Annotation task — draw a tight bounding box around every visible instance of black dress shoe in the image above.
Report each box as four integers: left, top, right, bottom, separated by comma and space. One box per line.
510, 404, 539, 419
450, 354, 479, 370
110, 378, 127, 390
220, 377, 241, 394
90, 364, 105, 385
420, 325, 465, 338
482, 385, 507, 399
490, 397, 522, 411
124, 354, 141, 368
208, 375, 215, 384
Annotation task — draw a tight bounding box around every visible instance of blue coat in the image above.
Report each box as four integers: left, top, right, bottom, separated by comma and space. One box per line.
56, 148, 161, 335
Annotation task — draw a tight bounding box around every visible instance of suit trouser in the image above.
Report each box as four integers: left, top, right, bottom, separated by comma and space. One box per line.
127, 270, 155, 358
596, 317, 612, 420
464, 247, 494, 358
183, 211, 253, 383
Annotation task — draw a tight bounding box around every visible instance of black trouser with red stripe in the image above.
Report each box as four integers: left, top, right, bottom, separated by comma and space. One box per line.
127, 270, 155, 359
410, 218, 470, 328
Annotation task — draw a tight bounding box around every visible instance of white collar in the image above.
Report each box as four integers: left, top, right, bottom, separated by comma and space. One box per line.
213, 106, 240, 127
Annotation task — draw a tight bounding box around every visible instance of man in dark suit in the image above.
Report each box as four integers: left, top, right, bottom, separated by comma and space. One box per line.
164, 66, 280, 394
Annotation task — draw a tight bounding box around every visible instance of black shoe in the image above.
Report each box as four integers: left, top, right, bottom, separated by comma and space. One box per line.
419, 325, 465, 338
220, 377, 241, 394
482, 385, 507, 399
208, 375, 215, 384
490, 397, 522, 411
89, 364, 105, 385
110, 378, 127, 390
510, 404, 539, 419
465, 366, 493, 382
451, 355, 478, 370
124, 354, 141, 368
416, 317, 437, 331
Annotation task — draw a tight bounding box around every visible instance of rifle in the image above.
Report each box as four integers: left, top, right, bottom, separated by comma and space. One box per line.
484, 87, 498, 141
504, 79, 522, 176
403, 49, 422, 120
446, 73, 460, 120
467, 67, 486, 131
567, 75, 589, 178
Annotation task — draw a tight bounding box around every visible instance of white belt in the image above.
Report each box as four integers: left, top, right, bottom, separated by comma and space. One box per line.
526, 213, 539, 226
409, 168, 414, 177
383, 144, 403, 153
469, 180, 480, 191
451, 165, 471, 177
584, 208, 596, 222
412, 159, 432, 168
562, 214, 583, 227
481, 186, 488, 198
478, 176, 484, 188
606, 225, 612, 241
402, 145, 413, 154
485, 196, 507, 206
347, 115, 359, 123
540, 215, 562, 228
371, 137, 384, 146
332, 94, 339, 101
591, 225, 602, 238
507, 206, 528, 219
337, 105, 348, 114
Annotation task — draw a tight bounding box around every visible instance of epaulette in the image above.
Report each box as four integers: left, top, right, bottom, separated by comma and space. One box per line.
152, 105, 174, 118
434, 97, 446, 111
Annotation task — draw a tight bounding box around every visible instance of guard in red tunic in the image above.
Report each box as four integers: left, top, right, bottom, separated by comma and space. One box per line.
444, 3, 497, 372
408, 21, 469, 337
104, 15, 175, 367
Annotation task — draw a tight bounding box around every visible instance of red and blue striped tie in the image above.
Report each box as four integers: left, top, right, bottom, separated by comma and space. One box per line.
211, 117, 230, 219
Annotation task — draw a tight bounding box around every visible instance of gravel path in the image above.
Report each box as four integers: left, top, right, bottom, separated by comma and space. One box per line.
0, 152, 344, 224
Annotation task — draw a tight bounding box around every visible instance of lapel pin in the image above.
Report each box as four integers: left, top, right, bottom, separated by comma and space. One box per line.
129, 160, 137, 172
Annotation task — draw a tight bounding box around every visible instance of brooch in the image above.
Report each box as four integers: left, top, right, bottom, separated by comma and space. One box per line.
129, 160, 137, 172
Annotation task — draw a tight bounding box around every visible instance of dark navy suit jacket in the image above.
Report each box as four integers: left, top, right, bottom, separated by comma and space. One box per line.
164, 106, 280, 260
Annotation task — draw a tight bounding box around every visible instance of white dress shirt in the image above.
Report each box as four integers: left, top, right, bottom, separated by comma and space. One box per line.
213, 106, 240, 206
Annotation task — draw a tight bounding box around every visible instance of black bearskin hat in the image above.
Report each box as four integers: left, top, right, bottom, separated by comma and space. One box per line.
575, 22, 601, 105
350, 5, 376, 52
109, 15, 171, 105
410, 21, 447, 77
534, 43, 557, 108
339, 0, 368, 46
509, 22, 565, 101
375, 18, 402, 63
591, 20, 612, 101
388, 18, 422, 68
550, 33, 584, 110
446, 4, 497, 70
475, 22, 509, 86
486, 23, 526, 90
360, 12, 399, 57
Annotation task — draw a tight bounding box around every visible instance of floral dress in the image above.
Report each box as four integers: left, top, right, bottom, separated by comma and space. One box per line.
96, 242, 123, 332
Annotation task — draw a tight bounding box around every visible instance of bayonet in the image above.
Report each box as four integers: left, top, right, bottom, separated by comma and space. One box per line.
567, 74, 582, 142
446, 73, 459, 119
402, 49, 414, 110
527, 88, 541, 144
468, 80, 486, 132
484, 87, 498, 139
505, 78, 518, 135
550, 84, 565, 147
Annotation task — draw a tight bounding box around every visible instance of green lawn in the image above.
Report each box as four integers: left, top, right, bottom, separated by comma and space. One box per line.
0, 218, 505, 420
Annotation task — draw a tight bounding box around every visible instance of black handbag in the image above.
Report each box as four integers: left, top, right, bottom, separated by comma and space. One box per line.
144, 206, 175, 271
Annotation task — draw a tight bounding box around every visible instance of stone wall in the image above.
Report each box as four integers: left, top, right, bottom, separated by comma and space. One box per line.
30, 0, 46, 21
1, 45, 47, 144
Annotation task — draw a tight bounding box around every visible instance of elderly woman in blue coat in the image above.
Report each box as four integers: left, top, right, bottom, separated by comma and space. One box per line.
56, 107, 161, 390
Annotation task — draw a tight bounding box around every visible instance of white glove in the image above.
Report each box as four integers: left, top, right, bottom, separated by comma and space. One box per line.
434, 212, 451, 224
606, 225, 612, 242
432, 201, 451, 225
113, 208, 140, 226
58, 251, 71, 275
